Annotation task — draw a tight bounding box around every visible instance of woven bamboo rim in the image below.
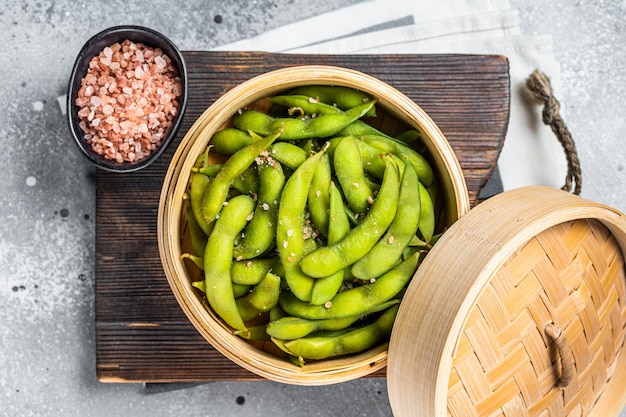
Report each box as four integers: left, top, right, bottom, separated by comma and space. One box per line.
157, 66, 470, 385
388, 186, 626, 417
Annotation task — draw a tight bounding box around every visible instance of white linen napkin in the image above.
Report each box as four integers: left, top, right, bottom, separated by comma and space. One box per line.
215, 0, 567, 192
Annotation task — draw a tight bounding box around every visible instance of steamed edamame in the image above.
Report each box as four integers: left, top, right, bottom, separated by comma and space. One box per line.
182, 84, 442, 365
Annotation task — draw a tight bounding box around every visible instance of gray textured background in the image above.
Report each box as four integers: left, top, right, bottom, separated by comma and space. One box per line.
1, 1, 625, 416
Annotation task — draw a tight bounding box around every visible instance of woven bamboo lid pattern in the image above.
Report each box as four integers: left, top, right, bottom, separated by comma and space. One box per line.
388, 186, 626, 417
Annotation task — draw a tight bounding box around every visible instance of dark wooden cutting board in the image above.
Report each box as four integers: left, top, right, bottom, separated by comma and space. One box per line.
95, 51, 510, 383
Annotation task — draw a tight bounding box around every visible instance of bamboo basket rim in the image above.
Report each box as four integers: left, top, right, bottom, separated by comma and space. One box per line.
157, 65, 470, 385
387, 185, 626, 417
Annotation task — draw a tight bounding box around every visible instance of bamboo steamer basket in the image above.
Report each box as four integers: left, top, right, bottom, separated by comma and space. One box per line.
158, 66, 471, 385
388, 185, 626, 417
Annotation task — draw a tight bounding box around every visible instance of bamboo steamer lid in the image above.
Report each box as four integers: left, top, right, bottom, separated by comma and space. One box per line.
388, 186, 626, 417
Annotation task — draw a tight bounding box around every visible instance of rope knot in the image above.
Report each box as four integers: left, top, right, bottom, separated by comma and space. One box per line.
525, 69, 582, 195
542, 96, 560, 125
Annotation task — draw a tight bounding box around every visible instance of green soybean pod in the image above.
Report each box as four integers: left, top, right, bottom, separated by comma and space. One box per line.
276, 145, 328, 302
327, 137, 390, 183
186, 205, 208, 258
279, 303, 400, 360
236, 272, 282, 321
309, 181, 351, 305
266, 299, 400, 340
336, 120, 395, 141
233, 100, 376, 140
180, 252, 204, 270
299, 155, 400, 278
195, 163, 258, 195
231, 257, 279, 285
235, 325, 271, 341
203, 194, 256, 331
233, 159, 285, 259
286, 85, 377, 117
268, 95, 343, 116
210, 128, 255, 156
270, 305, 287, 322
191, 279, 250, 298
280, 251, 419, 320
361, 134, 434, 186
192, 163, 223, 177
266, 316, 356, 341
418, 182, 436, 243
270, 142, 308, 170
307, 153, 332, 237
395, 129, 420, 144
333, 136, 375, 214
200, 130, 281, 225
351, 160, 421, 280
189, 172, 213, 236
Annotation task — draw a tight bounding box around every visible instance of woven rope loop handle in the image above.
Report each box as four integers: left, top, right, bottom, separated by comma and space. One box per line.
545, 323, 575, 388
526, 69, 582, 195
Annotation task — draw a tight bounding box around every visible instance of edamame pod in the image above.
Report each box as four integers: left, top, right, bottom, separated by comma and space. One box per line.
307, 153, 332, 237
210, 128, 255, 156
233, 159, 285, 259
276, 145, 328, 302
286, 85, 377, 117
201, 130, 281, 224
309, 181, 351, 305
236, 272, 281, 321
192, 163, 222, 177
268, 95, 343, 116
186, 205, 208, 258
278, 304, 400, 360
327, 136, 390, 181
351, 160, 421, 279
204, 194, 256, 331
231, 257, 281, 286
395, 129, 420, 144
333, 136, 375, 214
230, 165, 259, 196
269, 142, 308, 170
266, 299, 400, 340
280, 251, 419, 320
418, 182, 435, 243
235, 325, 271, 341
233, 100, 377, 140
299, 155, 400, 278
191, 279, 251, 298
336, 120, 396, 141
361, 134, 434, 186
189, 172, 213, 236
180, 252, 203, 270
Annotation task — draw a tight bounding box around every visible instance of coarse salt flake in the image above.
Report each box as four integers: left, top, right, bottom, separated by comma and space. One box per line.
75, 39, 181, 164
154, 55, 167, 69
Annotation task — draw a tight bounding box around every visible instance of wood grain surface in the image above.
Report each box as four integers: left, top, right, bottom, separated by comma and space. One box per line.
95, 51, 510, 383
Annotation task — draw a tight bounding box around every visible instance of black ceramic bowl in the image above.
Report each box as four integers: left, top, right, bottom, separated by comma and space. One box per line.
67, 25, 188, 172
